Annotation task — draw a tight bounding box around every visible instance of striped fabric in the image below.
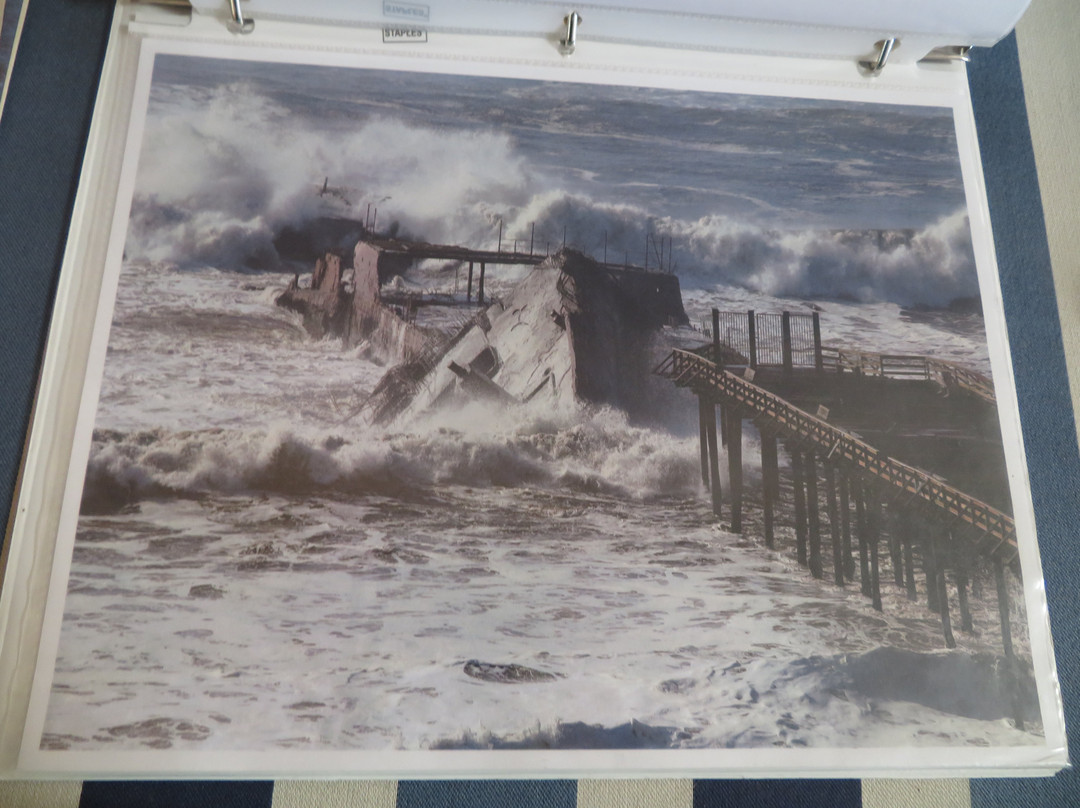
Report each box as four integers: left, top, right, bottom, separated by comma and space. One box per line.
0, 779, 970, 808
0, 0, 1077, 807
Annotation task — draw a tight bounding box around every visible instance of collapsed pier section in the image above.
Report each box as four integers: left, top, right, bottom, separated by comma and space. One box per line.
656, 340, 1032, 728
277, 236, 688, 421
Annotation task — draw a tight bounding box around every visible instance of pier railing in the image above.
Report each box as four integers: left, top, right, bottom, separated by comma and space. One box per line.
698, 310, 996, 403
821, 347, 996, 404
657, 345, 1027, 715
655, 348, 1017, 567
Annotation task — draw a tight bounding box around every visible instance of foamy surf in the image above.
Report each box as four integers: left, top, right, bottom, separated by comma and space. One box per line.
38, 55, 1036, 758
47, 483, 1040, 751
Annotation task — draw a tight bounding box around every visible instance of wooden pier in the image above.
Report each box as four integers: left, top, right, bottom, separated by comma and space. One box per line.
655, 316, 1028, 726
363, 236, 671, 306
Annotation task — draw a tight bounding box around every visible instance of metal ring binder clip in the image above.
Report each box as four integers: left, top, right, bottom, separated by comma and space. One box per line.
559, 12, 582, 56
227, 0, 254, 34
859, 37, 898, 75
920, 45, 972, 64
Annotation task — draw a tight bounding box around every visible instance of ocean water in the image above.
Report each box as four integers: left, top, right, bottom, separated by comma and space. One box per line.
38, 54, 1041, 753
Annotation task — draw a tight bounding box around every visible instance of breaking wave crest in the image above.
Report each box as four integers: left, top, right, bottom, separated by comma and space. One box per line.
504, 195, 977, 308
130, 81, 976, 308
429, 647, 1041, 750
80, 405, 702, 513
128, 82, 530, 271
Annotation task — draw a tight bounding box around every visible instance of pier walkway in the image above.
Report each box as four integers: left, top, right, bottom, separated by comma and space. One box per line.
655, 323, 1027, 723
655, 347, 1016, 566
365, 236, 670, 305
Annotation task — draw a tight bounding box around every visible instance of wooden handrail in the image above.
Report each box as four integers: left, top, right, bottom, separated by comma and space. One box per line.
654, 349, 1018, 567
819, 346, 996, 404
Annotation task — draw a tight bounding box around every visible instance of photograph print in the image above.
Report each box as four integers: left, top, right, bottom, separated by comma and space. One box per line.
35, 48, 1047, 763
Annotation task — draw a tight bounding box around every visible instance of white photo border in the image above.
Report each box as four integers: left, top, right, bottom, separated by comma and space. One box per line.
12, 22, 1067, 777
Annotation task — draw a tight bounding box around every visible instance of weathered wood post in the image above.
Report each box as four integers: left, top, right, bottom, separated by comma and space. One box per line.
867, 493, 883, 611
896, 516, 917, 600
705, 398, 722, 519
839, 472, 855, 580
806, 451, 823, 579
791, 448, 808, 567
467, 261, 474, 302
994, 557, 1025, 730
856, 488, 871, 597
933, 536, 956, 649
889, 510, 904, 588
781, 311, 793, 379
712, 308, 721, 365
954, 538, 974, 633
925, 537, 940, 613
747, 310, 757, 369
478, 262, 487, 304
956, 566, 974, 632
761, 430, 778, 549
994, 557, 1016, 661
825, 463, 843, 585
698, 395, 711, 488
903, 523, 918, 600
727, 412, 743, 533
812, 311, 823, 373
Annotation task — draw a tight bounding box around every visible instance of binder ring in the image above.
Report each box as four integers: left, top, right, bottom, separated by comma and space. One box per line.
559, 12, 582, 56
228, 0, 254, 34
859, 37, 898, 75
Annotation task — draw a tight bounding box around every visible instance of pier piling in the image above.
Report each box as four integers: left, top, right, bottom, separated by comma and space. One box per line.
826, 463, 843, 585
806, 451, 823, 579
705, 398, 722, 519
856, 489, 870, 597
955, 543, 974, 633
904, 523, 918, 600
933, 537, 957, 649
889, 513, 904, 588
728, 414, 743, 533
995, 557, 1016, 662
761, 430, 778, 549
868, 495, 883, 611
654, 338, 1026, 696
839, 473, 854, 580
791, 448, 808, 567
994, 557, 1025, 730
925, 538, 940, 614
698, 395, 710, 488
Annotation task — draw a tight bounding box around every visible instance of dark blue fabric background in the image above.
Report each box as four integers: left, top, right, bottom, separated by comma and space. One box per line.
0, 1, 1074, 804
967, 31, 1080, 808
0, 0, 110, 522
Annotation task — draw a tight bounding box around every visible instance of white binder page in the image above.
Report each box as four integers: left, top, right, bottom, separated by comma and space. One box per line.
186, 0, 1032, 60
3, 11, 1065, 777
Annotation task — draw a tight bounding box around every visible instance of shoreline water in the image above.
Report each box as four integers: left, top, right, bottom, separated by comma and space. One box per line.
43, 257, 1037, 750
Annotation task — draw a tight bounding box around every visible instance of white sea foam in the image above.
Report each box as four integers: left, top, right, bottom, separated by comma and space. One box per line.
42, 65, 1031, 756
47, 487, 1040, 752
82, 401, 704, 513
129, 84, 530, 270
127, 79, 977, 308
